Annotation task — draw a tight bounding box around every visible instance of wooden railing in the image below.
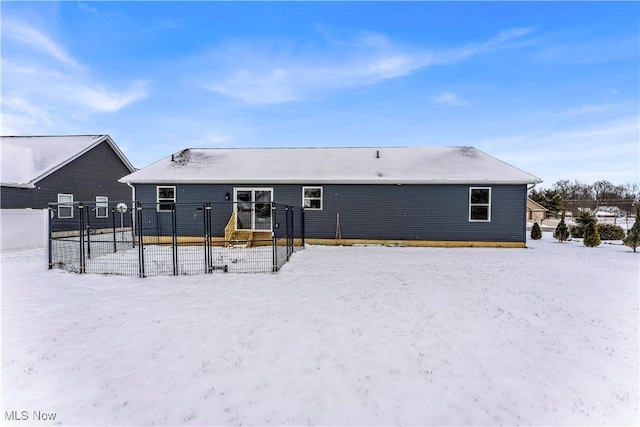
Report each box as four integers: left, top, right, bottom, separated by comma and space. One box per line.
224, 211, 236, 243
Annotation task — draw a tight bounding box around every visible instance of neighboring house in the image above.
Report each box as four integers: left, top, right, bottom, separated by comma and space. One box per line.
119, 146, 542, 247
595, 206, 620, 219
526, 198, 549, 223
1, 135, 135, 212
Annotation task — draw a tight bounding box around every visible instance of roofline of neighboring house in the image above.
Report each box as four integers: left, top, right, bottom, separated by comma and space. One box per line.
1, 135, 136, 188
119, 178, 543, 185
527, 197, 550, 211
1, 183, 36, 189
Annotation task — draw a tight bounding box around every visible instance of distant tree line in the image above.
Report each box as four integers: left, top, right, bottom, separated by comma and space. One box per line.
530, 179, 639, 219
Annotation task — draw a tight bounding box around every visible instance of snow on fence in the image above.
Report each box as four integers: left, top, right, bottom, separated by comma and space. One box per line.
48, 201, 304, 276
1, 209, 48, 251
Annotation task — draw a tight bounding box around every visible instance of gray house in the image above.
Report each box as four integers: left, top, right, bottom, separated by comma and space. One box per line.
1, 135, 135, 211
119, 146, 542, 247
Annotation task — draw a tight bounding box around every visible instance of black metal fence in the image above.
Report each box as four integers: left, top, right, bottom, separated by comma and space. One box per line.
48, 201, 304, 276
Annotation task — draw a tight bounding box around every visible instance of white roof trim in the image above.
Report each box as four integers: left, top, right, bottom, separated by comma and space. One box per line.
130, 178, 541, 185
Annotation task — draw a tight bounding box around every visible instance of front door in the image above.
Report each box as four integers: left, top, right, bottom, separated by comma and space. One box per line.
234, 188, 273, 231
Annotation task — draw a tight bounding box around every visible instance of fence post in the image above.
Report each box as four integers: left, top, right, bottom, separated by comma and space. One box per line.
288, 205, 293, 259
48, 205, 53, 269
78, 203, 86, 273
202, 203, 207, 273
285, 206, 289, 260
112, 207, 117, 253
272, 203, 277, 272
136, 202, 145, 278
301, 207, 305, 246
172, 203, 178, 276
131, 207, 136, 248
204, 203, 212, 274
86, 224, 91, 259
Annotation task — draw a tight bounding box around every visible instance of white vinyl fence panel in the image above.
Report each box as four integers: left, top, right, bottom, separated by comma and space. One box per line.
1, 209, 48, 250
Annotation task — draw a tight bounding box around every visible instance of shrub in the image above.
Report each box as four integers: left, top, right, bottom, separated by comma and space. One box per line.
597, 224, 625, 240
553, 213, 570, 243
530, 222, 542, 240
569, 224, 584, 238
570, 222, 624, 240
623, 208, 640, 252
583, 222, 601, 247
575, 211, 600, 247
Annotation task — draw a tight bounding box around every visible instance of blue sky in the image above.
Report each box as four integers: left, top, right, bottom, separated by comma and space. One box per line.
1, 1, 638, 187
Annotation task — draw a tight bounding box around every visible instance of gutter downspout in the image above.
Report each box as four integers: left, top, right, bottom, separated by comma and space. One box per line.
125, 181, 137, 246
126, 181, 136, 203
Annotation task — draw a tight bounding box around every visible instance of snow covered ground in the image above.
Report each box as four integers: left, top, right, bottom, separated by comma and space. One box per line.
2, 233, 638, 426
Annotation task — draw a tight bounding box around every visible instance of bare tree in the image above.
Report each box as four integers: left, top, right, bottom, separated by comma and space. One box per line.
553, 179, 595, 216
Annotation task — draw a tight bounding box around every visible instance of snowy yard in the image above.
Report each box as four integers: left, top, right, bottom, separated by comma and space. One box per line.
2, 233, 638, 426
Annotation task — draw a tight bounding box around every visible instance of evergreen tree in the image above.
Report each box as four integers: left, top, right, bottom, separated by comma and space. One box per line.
575, 209, 596, 227
530, 222, 542, 240
623, 207, 640, 252
582, 212, 601, 247
553, 212, 570, 242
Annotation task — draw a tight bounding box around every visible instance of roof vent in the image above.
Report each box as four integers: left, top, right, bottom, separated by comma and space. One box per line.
376, 150, 380, 159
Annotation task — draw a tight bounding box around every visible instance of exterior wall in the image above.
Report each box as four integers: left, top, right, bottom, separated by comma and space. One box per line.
527, 209, 547, 222
1, 141, 133, 209
133, 183, 528, 243
0, 209, 48, 250
526, 199, 548, 223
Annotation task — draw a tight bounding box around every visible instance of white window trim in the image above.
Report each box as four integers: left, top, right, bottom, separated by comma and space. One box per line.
233, 188, 274, 232
58, 194, 73, 219
469, 187, 491, 222
233, 187, 275, 203
302, 186, 323, 210
96, 196, 109, 218
157, 186, 176, 212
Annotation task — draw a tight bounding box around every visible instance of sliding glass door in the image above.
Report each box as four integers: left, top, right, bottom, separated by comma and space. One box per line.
233, 188, 273, 231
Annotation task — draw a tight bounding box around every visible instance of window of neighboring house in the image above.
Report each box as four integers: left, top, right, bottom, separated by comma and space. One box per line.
157, 186, 176, 211
469, 187, 491, 221
58, 194, 73, 219
302, 186, 323, 210
96, 196, 108, 218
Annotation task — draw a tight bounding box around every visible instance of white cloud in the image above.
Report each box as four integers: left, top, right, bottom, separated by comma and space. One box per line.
560, 104, 614, 115
2, 19, 80, 69
203, 131, 231, 145
1, 96, 53, 125
1, 19, 148, 134
433, 27, 536, 64
65, 81, 149, 113
201, 27, 535, 105
78, 3, 98, 14
480, 116, 640, 185
205, 68, 299, 105
432, 92, 470, 107
482, 116, 638, 150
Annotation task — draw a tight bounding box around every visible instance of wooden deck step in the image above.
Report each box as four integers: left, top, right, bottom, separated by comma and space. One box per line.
227, 230, 253, 247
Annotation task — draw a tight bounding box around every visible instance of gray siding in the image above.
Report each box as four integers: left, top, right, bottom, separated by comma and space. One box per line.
133, 183, 528, 243
1, 141, 133, 209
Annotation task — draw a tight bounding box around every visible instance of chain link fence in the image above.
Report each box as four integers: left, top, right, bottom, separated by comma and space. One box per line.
48, 201, 304, 276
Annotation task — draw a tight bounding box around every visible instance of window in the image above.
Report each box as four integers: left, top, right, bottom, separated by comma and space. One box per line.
96, 196, 108, 218
469, 187, 491, 221
157, 186, 176, 211
302, 186, 323, 210
234, 188, 274, 231
58, 194, 73, 219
